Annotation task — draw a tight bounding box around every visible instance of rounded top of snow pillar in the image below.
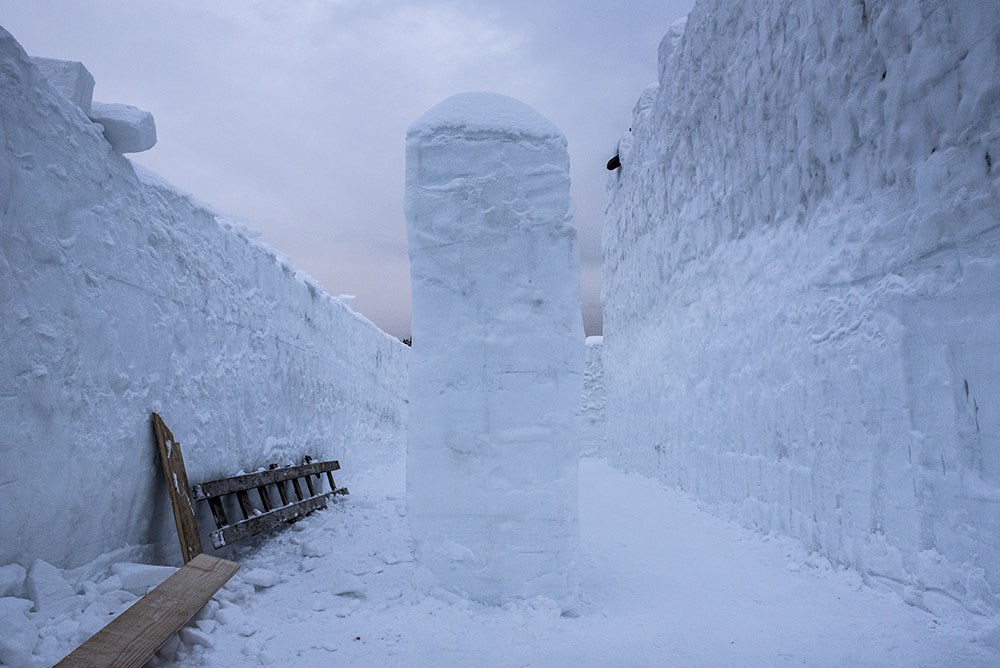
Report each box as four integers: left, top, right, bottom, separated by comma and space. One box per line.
407, 91, 565, 144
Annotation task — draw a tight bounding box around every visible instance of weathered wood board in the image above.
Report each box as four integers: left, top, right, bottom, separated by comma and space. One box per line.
192, 459, 342, 499
151, 412, 202, 563
211, 494, 332, 548
53, 553, 239, 668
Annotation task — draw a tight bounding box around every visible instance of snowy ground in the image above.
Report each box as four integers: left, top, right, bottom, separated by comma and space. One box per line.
141, 458, 999, 668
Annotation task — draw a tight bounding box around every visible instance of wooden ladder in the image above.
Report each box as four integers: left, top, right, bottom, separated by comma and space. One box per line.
56, 414, 348, 667
53, 416, 241, 667
194, 456, 348, 548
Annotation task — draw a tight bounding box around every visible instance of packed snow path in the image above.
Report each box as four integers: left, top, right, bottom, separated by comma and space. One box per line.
155, 459, 998, 668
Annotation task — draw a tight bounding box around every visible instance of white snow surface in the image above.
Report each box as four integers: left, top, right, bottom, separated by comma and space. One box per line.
603, 0, 1000, 619
407, 91, 565, 143
405, 92, 584, 606
11, 458, 1000, 667
0, 26, 407, 571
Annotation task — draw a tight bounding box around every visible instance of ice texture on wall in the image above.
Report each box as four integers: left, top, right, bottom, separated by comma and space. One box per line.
603, 1, 1000, 615
580, 336, 606, 456
0, 28, 407, 570
406, 92, 584, 606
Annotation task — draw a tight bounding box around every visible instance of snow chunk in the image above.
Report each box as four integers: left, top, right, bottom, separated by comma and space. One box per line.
300, 540, 325, 558
96, 573, 123, 595
214, 605, 245, 627
330, 572, 365, 597
29, 56, 94, 114
110, 562, 177, 594
407, 91, 565, 143
0, 563, 27, 598
89, 102, 157, 153
179, 625, 214, 648
0, 597, 38, 668
240, 567, 282, 589
26, 559, 78, 617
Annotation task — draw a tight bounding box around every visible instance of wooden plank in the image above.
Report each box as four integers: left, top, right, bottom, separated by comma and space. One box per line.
270, 464, 290, 506
210, 494, 330, 548
54, 554, 239, 668
151, 413, 202, 563
192, 460, 340, 500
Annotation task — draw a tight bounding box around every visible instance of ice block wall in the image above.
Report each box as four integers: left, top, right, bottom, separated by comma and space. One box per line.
0, 27, 408, 571
603, 1, 1000, 615
405, 92, 584, 606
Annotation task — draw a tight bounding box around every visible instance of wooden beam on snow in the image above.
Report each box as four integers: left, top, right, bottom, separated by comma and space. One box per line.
54, 553, 239, 668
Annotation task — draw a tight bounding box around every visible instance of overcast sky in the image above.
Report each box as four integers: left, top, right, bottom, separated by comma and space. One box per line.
1, 0, 694, 339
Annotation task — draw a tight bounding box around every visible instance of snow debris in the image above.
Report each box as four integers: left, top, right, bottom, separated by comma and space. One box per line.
0, 563, 27, 598
299, 540, 325, 558
110, 562, 178, 595
26, 560, 80, 618
240, 568, 282, 590
178, 626, 214, 648
95, 574, 122, 595
213, 606, 244, 627
0, 597, 38, 668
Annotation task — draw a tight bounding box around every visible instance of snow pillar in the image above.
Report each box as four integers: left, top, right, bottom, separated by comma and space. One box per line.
405, 92, 584, 607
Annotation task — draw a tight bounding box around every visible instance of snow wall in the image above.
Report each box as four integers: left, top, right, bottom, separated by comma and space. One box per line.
580, 336, 606, 456
603, 1, 1000, 616
0, 27, 407, 571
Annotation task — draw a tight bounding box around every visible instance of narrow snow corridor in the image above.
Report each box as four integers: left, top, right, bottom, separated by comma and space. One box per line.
160, 459, 999, 668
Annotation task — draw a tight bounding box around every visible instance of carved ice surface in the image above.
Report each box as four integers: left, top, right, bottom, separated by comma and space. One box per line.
405, 92, 584, 607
